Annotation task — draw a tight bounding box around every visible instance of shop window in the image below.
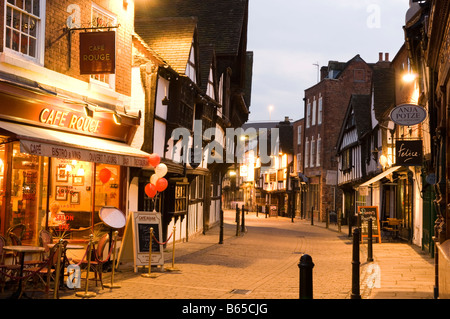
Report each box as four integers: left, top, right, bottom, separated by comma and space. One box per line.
5, 142, 48, 245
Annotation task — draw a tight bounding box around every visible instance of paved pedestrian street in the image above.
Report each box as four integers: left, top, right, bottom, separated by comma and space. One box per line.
1, 210, 436, 306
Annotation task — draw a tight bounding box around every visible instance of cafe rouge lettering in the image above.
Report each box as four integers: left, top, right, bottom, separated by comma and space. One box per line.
39, 107, 101, 133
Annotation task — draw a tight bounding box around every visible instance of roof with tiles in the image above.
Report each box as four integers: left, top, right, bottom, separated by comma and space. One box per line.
134, 17, 198, 75
135, 0, 247, 56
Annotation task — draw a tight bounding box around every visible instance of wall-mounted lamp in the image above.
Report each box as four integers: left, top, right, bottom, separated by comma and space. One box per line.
162, 97, 170, 105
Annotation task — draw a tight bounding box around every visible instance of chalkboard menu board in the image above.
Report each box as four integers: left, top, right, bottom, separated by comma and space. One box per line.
138, 224, 160, 253
358, 206, 381, 243
116, 211, 164, 272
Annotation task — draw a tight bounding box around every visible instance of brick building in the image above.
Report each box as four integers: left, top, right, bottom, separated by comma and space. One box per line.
0, 1, 150, 248
303, 55, 373, 222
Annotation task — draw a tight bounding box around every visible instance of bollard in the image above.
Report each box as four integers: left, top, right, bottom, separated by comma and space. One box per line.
326, 208, 329, 229
311, 206, 314, 226
142, 227, 158, 278
241, 205, 245, 233
236, 205, 240, 236
166, 225, 180, 272
298, 254, 314, 299
219, 209, 224, 244
367, 218, 374, 262
338, 208, 342, 233
104, 231, 121, 288
351, 228, 361, 299
348, 212, 352, 237
76, 234, 97, 298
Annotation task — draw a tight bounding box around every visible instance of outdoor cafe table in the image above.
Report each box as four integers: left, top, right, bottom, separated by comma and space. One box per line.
3, 245, 45, 299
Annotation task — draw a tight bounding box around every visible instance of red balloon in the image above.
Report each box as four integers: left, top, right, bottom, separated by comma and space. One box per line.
148, 153, 160, 167
155, 178, 168, 192
145, 183, 157, 198
99, 168, 111, 184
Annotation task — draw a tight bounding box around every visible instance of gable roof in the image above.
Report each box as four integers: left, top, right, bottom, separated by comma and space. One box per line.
134, 17, 198, 75
135, 0, 249, 91
337, 94, 372, 151
135, 0, 247, 56
372, 66, 396, 121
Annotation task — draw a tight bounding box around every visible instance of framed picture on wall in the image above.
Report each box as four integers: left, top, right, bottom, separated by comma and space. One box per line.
70, 192, 80, 204
73, 176, 84, 186
56, 166, 69, 182
55, 186, 68, 201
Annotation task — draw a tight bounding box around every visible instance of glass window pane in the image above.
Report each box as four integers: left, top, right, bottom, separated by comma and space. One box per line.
29, 37, 36, 57
20, 34, 28, 54
33, 0, 39, 17
9, 142, 47, 245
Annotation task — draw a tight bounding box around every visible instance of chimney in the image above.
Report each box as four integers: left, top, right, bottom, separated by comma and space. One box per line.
379, 52, 383, 62
385, 52, 389, 61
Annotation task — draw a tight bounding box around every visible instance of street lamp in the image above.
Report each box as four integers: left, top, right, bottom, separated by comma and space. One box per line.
268, 105, 274, 121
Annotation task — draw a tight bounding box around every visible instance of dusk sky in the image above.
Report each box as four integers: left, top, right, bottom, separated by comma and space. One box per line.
247, 0, 410, 123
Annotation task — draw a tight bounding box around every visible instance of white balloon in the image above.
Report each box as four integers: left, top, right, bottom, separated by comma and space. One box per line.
150, 174, 158, 185
155, 163, 168, 177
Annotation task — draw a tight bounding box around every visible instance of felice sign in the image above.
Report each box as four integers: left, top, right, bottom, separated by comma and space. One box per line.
79, 31, 116, 75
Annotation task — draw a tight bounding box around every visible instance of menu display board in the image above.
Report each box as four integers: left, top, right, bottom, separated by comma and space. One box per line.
117, 211, 164, 272
358, 206, 381, 243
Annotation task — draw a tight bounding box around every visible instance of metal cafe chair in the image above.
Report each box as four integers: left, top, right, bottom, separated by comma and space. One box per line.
73, 233, 110, 289
0, 235, 21, 292
23, 241, 66, 295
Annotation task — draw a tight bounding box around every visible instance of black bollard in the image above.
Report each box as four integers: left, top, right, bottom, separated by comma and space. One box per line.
219, 209, 224, 244
367, 218, 373, 262
351, 228, 361, 299
236, 204, 240, 236
298, 254, 314, 299
311, 206, 314, 226
241, 205, 245, 233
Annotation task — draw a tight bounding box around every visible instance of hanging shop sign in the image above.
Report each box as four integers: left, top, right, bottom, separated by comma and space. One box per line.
79, 31, 116, 75
395, 140, 423, 166
389, 104, 427, 126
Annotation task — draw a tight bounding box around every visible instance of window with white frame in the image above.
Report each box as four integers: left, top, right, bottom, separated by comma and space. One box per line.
318, 94, 323, 125
186, 43, 197, 84
316, 134, 321, 167
311, 97, 316, 126
305, 137, 309, 168
310, 136, 316, 167
90, 5, 116, 87
306, 100, 311, 128
297, 153, 302, 172
206, 67, 215, 99
5, 0, 43, 62
297, 125, 302, 145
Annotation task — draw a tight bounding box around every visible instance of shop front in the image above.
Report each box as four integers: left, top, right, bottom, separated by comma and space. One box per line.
0, 80, 150, 245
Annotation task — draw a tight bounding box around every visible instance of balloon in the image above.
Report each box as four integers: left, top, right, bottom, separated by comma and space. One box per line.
155, 163, 168, 178
155, 178, 168, 192
148, 153, 160, 167
99, 168, 111, 184
150, 174, 158, 185
144, 183, 157, 198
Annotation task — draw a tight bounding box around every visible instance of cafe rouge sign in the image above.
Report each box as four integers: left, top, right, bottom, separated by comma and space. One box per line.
389, 104, 427, 126
79, 31, 115, 75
